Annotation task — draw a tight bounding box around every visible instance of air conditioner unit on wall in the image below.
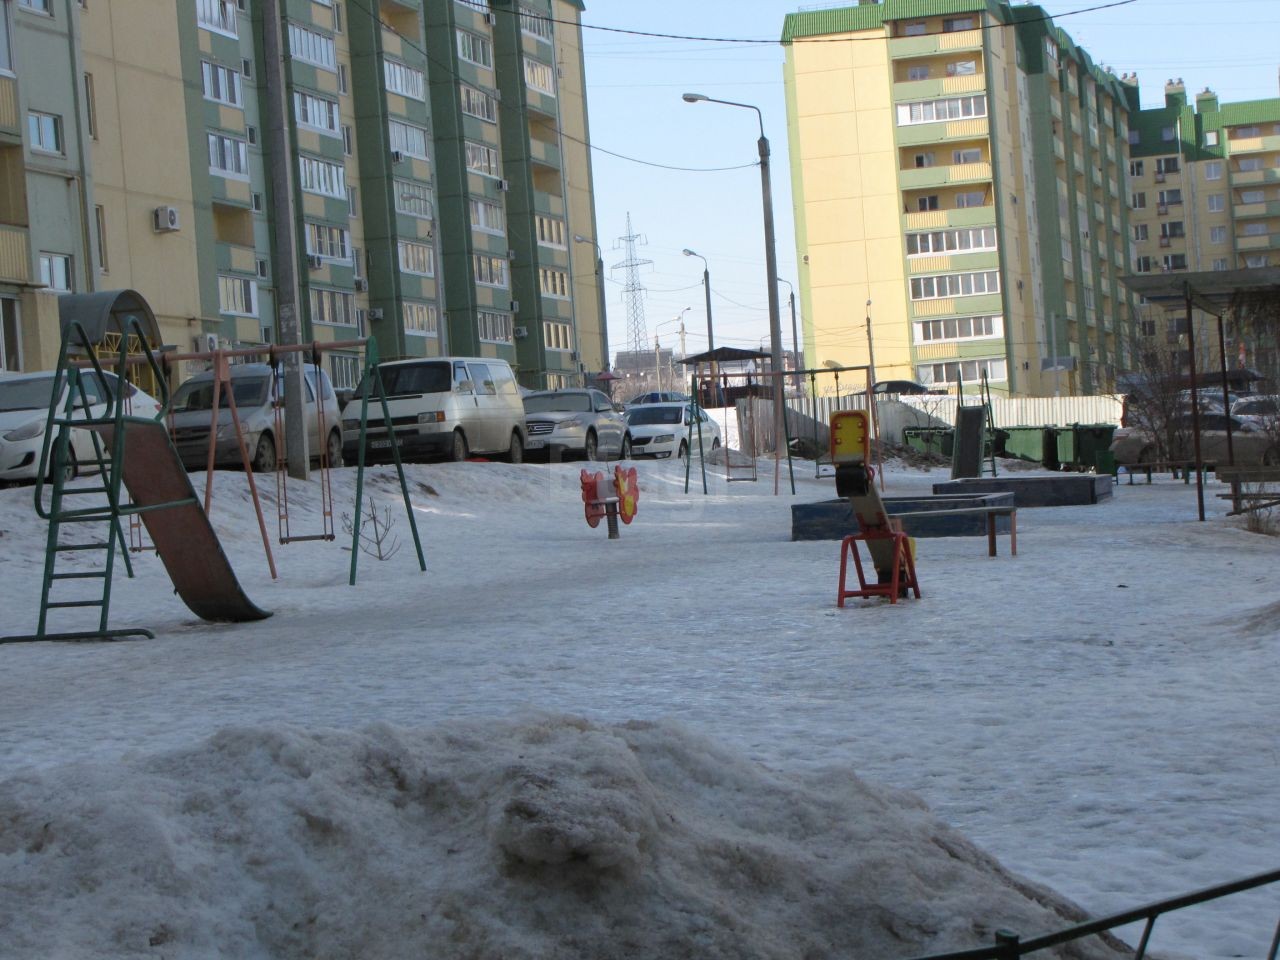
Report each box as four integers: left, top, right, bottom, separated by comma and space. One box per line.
509, 300, 520, 312
498, 179, 510, 192
484, 11, 496, 25
514, 325, 528, 339
391, 150, 405, 164
195, 332, 218, 354
367, 308, 384, 320
153, 205, 180, 233
353, 277, 368, 292
307, 254, 323, 269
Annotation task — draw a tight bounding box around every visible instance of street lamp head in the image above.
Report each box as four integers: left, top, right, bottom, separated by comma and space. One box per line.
682, 92, 709, 103
682, 248, 697, 257
573, 234, 590, 244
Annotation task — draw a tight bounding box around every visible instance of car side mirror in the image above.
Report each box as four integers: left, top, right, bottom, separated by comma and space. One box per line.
456, 380, 474, 393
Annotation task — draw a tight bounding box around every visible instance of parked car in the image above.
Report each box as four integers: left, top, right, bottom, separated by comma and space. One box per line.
523, 388, 631, 461
170, 363, 342, 472
625, 391, 690, 407
340, 357, 526, 464
872, 379, 941, 396
1231, 394, 1280, 424
0, 369, 161, 483
626, 402, 721, 459
1110, 412, 1279, 467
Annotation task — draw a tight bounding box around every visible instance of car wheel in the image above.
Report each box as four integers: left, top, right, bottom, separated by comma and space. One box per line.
505, 431, 524, 465
619, 434, 632, 460
48, 451, 77, 483
584, 431, 599, 461
449, 430, 469, 463
677, 441, 688, 459
1264, 446, 1279, 467
252, 433, 277, 472
324, 429, 343, 468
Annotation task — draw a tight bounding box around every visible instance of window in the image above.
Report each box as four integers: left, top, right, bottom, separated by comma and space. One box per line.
1242, 222, 1268, 237
914, 152, 935, 168
544, 321, 572, 350
1155, 156, 1179, 175
342, 125, 352, 156
298, 155, 346, 197
895, 94, 986, 126
27, 111, 62, 154
1127, 129, 1140, 146
474, 254, 508, 287
39, 253, 71, 293
347, 185, 358, 218
1130, 191, 1146, 210
903, 21, 926, 36
1232, 125, 1261, 139
384, 59, 425, 99
942, 16, 974, 32
946, 60, 977, 77
908, 270, 1000, 301
913, 314, 1002, 344
1212, 258, 1228, 271
329, 353, 360, 390
389, 120, 429, 159
1204, 161, 1223, 181
1129, 160, 1144, 177
539, 267, 568, 298
293, 91, 339, 134
1161, 221, 1184, 239
84, 73, 97, 138
917, 357, 1007, 385
0, 299, 19, 371
197, 0, 237, 36
1205, 130, 1219, 147
218, 275, 257, 316
310, 287, 355, 326
905, 226, 997, 256
916, 195, 939, 212
520, 5, 552, 41
19, 0, 52, 12
304, 222, 351, 261
1207, 193, 1225, 212
478, 309, 513, 342
208, 132, 249, 177
1134, 256, 1152, 273
94, 205, 107, 273
1158, 189, 1182, 207
203, 61, 243, 108
403, 301, 438, 335
952, 148, 981, 164
457, 30, 492, 68
460, 85, 497, 122
907, 65, 929, 82
1160, 126, 1175, 142
954, 191, 985, 208
470, 198, 505, 234
465, 140, 500, 177
1238, 157, 1265, 173
338, 64, 348, 95
395, 179, 433, 219
536, 215, 565, 247
1209, 226, 1227, 244
1245, 255, 1270, 269
1138, 319, 1157, 338
523, 58, 555, 96
1240, 189, 1265, 204
1132, 224, 1148, 242
397, 239, 435, 276
288, 23, 336, 71
1163, 253, 1187, 271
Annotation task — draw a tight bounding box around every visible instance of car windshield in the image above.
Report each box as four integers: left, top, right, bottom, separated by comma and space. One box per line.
359, 361, 452, 399
0, 376, 57, 412
172, 377, 270, 412
627, 406, 682, 425
524, 393, 591, 413
1236, 398, 1277, 416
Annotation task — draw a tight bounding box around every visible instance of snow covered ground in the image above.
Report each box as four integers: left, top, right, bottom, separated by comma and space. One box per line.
1, 453, 1277, 958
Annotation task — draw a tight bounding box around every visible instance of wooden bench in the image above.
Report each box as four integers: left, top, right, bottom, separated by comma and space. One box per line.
1214, 466, 1280, 515
892, 505, 1017, 557
1116, 461, 1203, 485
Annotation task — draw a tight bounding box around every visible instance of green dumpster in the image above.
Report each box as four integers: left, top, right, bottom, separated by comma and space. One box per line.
1076, 424, 1118, 473
1004, 426, 1055, 465
1055, 425, 1079, 469
901, 427, 953, 456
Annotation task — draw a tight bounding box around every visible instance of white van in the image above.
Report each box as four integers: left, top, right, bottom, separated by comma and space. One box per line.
340, 357, 526, 463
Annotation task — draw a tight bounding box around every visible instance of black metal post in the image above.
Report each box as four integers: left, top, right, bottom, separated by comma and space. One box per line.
1185, 285, 1205, 521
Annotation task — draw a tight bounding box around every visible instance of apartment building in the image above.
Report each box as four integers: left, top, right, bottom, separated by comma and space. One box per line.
782, 0, 1137, 396
1, 0, 603, 391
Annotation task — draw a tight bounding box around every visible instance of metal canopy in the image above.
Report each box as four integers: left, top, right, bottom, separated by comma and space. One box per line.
1121, 267, 1280, 315
57, 289, 162, 346
679, 345, 770, 365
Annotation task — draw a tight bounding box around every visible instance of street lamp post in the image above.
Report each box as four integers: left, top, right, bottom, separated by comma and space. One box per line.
683, 92, 785, 469
683, 247, 715, 404
778, 277, 801, 392
653, 312, 690, 395
573, 234, 609, 380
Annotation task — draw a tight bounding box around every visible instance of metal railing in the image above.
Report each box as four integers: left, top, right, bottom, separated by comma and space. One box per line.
904, 867, 1280, 960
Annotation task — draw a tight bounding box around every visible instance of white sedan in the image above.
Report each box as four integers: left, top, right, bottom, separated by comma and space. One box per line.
0, 370, 161, 483
626, 402, 721, 459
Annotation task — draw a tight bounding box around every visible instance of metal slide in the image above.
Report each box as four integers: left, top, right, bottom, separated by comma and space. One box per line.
99, 418, 271, 623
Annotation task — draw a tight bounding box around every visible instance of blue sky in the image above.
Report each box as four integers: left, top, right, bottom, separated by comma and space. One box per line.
579, 0, 1280, 365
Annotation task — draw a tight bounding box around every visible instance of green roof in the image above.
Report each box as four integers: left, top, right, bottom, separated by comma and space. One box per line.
1131, 95, 1280, 159
782, 0, 994, 43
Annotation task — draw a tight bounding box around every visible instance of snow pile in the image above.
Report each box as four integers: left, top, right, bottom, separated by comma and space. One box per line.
0, 715, 1131, 960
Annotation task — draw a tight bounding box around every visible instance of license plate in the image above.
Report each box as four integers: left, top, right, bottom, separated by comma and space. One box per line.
527, 438, 545, 449
370, 438, 395, 449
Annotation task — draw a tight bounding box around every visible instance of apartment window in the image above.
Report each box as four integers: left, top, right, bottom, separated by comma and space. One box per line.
298, 154, 346, 197
1160, 126, 1175, 142
1208, 226, 1227, 244
942, 16, 974, 32
1130, 192, 1146, 210
1233, 125, 1261, 139
304, 222, 351, 261
896, 94, 986, 126
310, 287, 355, 326
905, 226, 997, 256
288, 23, 336, 71
197, 0, 237, 36
341, 125, 352, 156
473, 254, 508, 287
39, 253, 71, 292
1207, 193, 1225, 212
1240, 189, 1265, 204
1129, 160, 1144, 177
94, 205, 107, 273
338, 64, 348, 95
946, 60, 977, 77
1131, 224, 1148, 242
524, 58, 555, 96
384, 59, 425, 100
1158, 221, 1185, 240
395, 179, 433, 219
952, 148, 981, 164
1134, 256, 1152, 273
27, 111, 62, 154
1238, 157, 1265, 173
1127, 129, 1140, 146
84, 73, 97, 138
536, 215, 565, 247
907, 65, 929, 82
294, 91, 339, 135
218, 275, 257, 316
914, 152, 935, 168
397, 239, 435, 277
460, 84, 497, 123
389, 120, 429, 159
19, 0, 52, 12
1212, 258, 1229, 271
1158, 189, 1182, 207
903, 21, 926, 36
464, 140, 500, 177
1163, 254, 1187, 271
914, 314, 1002, 344
909, 270, 1000, 301
917, 357, 1007, 386
0, 299, 19, 371
1155, 156, 1179, 175
332, 2, 342, 32
403, 301, 438, 336
347, 185, 358, 218
544, 321, 572, 351
1205, 130, 1219, 147
478, 309, 513, 342
954, 191, 985, 209
202, 61, 243, 108
208, 132, 249, 178
519, 5, 552, 41
470, 198, 505, 234
1242, 222, 1269, 237
1245, 255, 1270, 269
457, 30, 492, 68
1138, 319, 1157, 337
916, 195, 939, 212
241, 58, 253, 79
539, 267, 568, 298
1204, 161, 1223, 181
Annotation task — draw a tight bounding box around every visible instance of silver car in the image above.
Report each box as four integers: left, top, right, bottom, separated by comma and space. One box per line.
522, 388, 631, 461
169, 363, 343, 472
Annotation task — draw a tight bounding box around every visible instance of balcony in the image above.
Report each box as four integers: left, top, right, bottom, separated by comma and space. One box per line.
901, 206, 996, 231
0, 224, 30, 283
889, 28, 982, 59
895, 116, 990, 147
1234, 199, 1280, 219
0, 76, 18, 139
528, 137, 560, 170
1227, 133, 1280, 156
898, 161, 992, 190
893, 73, 985, 101
1236, 232, 1280, 251
1232, 167, 1280, 187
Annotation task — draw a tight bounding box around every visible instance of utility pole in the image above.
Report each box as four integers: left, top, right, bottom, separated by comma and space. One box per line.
865, 299, 877, 388
262, 0, 308, 479
654, 334, 661, 392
